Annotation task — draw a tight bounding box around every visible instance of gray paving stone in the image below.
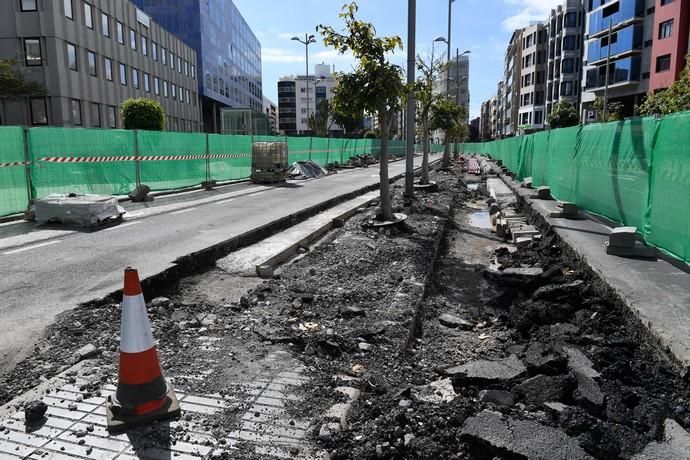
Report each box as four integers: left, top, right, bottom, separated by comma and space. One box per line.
633, 419, 690, 460
0, 438, 34, 457
444, 354, 527, 382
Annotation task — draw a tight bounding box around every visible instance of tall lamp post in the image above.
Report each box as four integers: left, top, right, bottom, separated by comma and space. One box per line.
405, 0, 416, 198
291, 34, 316, 134
446, 0, 455, 95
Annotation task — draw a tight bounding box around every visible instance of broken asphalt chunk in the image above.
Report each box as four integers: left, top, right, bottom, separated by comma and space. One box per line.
444, 354, 526, 383
411, 378, 457, 404
461, 410, 594, 459
438, 313, 475, 330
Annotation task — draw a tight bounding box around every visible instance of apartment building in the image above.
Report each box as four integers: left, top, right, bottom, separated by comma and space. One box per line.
130, 0, 262, 132
582, 0, 657, 117
0, 0, 199, 130
479, 99, 492, 140
502, 29, 523, 137
649, 0, 690, 92
545, 0, 586, 118
439, 53, 471, 121
495, 80, 505, 138
278, 64, 341, 136
518, 23, 548, 133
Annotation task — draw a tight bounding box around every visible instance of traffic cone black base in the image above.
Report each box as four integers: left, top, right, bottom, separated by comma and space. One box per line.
106, 385, 180, 433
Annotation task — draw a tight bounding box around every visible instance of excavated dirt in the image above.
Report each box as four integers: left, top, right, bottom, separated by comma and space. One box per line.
2, 160, 689, 460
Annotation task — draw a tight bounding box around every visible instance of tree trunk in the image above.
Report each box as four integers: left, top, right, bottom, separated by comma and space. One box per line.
378, 113, 394, 221
421, 118, 430, 184
442, 133, 451, 168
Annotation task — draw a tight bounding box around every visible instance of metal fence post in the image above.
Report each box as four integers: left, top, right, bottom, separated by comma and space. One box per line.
134, 129, 141, 188
23, 127, 33, 210
308, 137, 313, 161
205, 133, 211, 184
326, 137, 330, 165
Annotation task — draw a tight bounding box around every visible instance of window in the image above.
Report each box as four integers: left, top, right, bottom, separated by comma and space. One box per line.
84, 3, 93, 29
144, 73, 150, 92
561, 81, 574, 96
91, 103, 101, 127
656, 54, 671, 72
141, 36, 148, 56
191, 65, 195, 79
178, 57, 182, 73
534, 111, 543, 125
64, 0, 73, 18
152, 42, 158, 61
660, 0, 674, 4
72, 99, 82, 125
67, 43, 78, 70
171, 83, 176, 99
161, 47, 167, 65
20, 0, 37, 12
659, 20, 673, 39
101, 13, 110, 37
24, 38, 42, 66
562, 58, 574, 73
563, 35, 576, 51
132, 68, 139, 88
30, 98, 48, 125
564, 12, 577, 27
154, 77, 160, 95
170, 51, 174, 69
130, 29, 136, 50
116, 21, 124, 44
107, 105, 116, 128
179, 86, 183, 101
185, 89, 190, 104
184, 61, 188, 76
603, 2, 619, 18
87, 50, 96, 76
163, 80, 168, 97
103, 57, 112, 81
119, 63, 127, 85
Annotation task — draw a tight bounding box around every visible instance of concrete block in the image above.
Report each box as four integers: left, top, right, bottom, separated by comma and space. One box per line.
605, 242, 657, 260
256, 264, 274, 279
550, 202, 579, 219
536, 186, 551, 200
522, 177, 533, 188
489, 203, 501, 215
609, 226, 638, 248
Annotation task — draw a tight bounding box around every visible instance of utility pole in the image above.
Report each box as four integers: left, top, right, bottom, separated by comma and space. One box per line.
405, 0, 416, 198
602, 20, 612, 122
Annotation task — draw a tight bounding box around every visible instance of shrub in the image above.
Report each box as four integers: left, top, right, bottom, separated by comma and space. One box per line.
120, 98, 165, 131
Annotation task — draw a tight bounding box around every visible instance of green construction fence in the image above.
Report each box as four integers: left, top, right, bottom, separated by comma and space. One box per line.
462, 111, 690, 265
0, 128, 421, 218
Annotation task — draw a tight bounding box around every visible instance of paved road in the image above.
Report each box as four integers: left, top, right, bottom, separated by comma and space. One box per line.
0, 155, 439, 376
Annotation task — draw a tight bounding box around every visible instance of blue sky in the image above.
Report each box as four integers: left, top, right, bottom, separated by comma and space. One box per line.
234, 0, 563, 119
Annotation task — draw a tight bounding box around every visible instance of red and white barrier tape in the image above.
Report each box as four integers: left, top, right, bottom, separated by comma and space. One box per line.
37, 153, 250, 163
0, 161, 31, 168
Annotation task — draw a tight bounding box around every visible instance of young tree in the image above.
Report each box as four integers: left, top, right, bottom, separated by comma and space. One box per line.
414, 54, 445, 184
332, 105, 364, 137
318, 2, 404, 221
120, 98, 165, 131
547, 100, 579, 129
639, 56, 690, 116
0, 59, 46, 100
430, 98, 465, 168
593, 97, 625, 122
308, 99, 336, 137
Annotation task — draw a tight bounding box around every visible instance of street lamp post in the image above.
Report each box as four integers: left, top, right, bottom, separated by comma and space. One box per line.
405, 0, 416, 198
291, 34, 316, 134
446, 0, 455, 96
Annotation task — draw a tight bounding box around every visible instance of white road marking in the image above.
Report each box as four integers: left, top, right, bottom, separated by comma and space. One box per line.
246, 191, 265, 197
126, 211, 144, 218
3, 239, 62, 255
215, 198, 236, 205
100, 221, 142, 232
170, 208, 196, 215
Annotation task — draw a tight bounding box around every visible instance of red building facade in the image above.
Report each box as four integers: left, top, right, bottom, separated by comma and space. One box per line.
649, 0, 690, 92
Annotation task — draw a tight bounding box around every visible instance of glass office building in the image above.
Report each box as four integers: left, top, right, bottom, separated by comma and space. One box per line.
130, 0, 262, 132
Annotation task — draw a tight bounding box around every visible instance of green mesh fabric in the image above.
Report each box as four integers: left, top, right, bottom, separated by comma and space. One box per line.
208, 134, 253, 182
29, 127, 136, 198
137, 131, 207, 191
646, 112, 690, 263
0, 127, 29, 216
462, 113, 690, 265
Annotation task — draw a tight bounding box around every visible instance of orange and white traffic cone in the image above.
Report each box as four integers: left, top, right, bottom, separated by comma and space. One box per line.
106, 267, 180, 433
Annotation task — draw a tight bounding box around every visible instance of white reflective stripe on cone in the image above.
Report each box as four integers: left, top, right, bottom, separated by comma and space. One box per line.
120, 293, 155, 353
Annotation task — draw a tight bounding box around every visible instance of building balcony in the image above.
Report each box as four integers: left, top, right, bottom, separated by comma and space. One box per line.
585, 55, 641, 89
587, 24, 643, 64
588, 0, 645, 38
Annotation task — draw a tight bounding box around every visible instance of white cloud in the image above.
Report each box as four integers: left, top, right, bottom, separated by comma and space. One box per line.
502, 0, 562, 31
262, 47, 304, 64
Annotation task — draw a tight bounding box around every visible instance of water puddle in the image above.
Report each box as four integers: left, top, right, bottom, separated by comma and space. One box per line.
468, 210, 492, 229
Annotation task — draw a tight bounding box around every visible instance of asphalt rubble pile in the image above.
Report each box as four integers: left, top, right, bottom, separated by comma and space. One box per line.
3, 159, 690, 460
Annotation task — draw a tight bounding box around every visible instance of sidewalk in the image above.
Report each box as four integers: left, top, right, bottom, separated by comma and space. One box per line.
491, 174, 690, 371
